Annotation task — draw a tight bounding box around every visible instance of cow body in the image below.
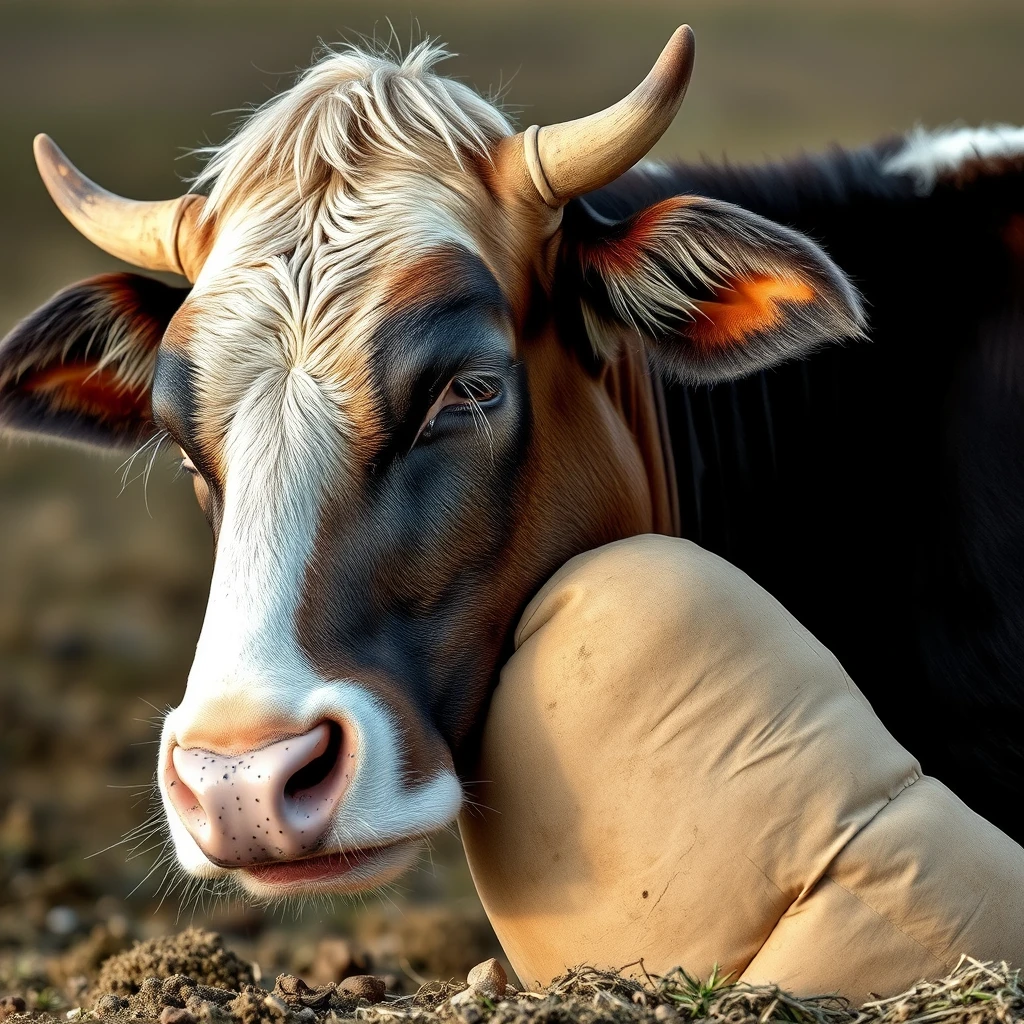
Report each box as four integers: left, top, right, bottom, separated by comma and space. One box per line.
594, 135, 1024, 839
3, 36, 1023, 902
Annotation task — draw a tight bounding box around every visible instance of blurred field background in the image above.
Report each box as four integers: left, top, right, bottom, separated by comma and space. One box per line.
1, 0, 1023, 982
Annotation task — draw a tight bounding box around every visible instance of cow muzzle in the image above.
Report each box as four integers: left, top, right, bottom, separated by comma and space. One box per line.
164, 721, 351, 868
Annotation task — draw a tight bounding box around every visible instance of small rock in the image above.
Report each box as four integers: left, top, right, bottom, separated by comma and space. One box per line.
161, 1009, 196, 1024
294, 1009, 316, 1024
654, 1005, 676, 1021
95, 994, 129, 1016
66, 1010, 82, 1021
275, 975, 310, 998
0, 997, 26, 1014
466, 959, 507, 1000
337, 975, 386, 1004
263, 994, 289, 1017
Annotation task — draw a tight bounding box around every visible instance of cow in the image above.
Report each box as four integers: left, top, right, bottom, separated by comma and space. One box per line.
1, 28, 1022, 905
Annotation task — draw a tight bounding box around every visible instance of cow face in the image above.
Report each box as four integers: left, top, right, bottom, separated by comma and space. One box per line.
0, 34, 863, 901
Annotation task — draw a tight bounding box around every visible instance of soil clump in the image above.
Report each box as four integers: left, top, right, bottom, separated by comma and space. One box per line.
2, 930, 1022, 1024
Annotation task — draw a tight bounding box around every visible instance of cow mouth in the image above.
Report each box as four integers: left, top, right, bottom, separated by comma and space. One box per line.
237, 838, 418, 895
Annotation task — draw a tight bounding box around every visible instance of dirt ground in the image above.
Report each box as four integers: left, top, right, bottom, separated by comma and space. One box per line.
0, 929, 1021, 1024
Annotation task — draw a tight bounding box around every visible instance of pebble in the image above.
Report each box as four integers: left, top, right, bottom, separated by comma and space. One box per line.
275, 975, 309, 997
337, 975, 386, 1004
654, 1004, 676, 1021
466, 959, 507, 1000
452, 959, 509, 1005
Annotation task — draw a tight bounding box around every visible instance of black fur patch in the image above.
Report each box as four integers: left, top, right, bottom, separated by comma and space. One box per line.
0, 273, 188, 450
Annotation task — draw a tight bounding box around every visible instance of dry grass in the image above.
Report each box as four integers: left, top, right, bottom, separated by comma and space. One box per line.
3, 930, 1021, 1024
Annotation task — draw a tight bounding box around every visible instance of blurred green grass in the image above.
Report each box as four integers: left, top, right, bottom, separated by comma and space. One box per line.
0, 0, 1022, 936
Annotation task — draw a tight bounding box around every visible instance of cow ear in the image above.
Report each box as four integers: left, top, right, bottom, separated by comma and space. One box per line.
563, 195, 866, 383
0, 273, 187, 450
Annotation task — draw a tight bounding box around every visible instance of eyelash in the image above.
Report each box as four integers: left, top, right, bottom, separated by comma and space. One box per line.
449, 374, 500, 406
414, 373, 502, 447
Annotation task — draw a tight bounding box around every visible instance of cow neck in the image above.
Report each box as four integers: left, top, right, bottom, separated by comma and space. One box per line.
602, 340, 680, 537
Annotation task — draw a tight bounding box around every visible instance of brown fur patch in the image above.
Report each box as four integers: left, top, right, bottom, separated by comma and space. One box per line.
381, 246, 484, 312
22, 362, 151, 424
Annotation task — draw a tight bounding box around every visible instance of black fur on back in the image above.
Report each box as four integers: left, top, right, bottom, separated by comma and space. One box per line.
588, 137, 1024, 842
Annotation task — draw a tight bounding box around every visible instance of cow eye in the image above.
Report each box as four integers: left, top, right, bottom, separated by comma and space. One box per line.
413, 374, 502, 447
449, 377, 499, 404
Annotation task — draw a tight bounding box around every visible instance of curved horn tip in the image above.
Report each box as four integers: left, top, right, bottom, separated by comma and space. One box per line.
29, 132, 202, 280
33, 133, 67, 180
656, 25, 696, 94
526, 24, 698, 207
33, 132, 53, 160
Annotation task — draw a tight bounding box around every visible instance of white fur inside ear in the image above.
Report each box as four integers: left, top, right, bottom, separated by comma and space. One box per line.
883, 125, 1024, 195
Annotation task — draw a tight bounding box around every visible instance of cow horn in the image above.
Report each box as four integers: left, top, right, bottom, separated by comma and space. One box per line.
33, 134, 209, 282
520, 25, 695, 207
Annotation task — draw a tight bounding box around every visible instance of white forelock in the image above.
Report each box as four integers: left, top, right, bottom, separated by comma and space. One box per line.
193, 38, 511, 230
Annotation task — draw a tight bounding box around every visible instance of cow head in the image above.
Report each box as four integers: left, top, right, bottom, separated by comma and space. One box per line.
0, 29, 863, 901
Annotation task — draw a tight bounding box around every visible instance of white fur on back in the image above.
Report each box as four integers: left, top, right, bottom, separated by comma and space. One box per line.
883, 125, 1024, 194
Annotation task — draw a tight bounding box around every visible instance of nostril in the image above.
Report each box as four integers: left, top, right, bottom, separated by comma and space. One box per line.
285, 720, 344, 799
167, 721, 354, 867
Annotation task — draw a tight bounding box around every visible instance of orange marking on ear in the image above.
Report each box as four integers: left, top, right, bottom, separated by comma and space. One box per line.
23, 363, 151, 422
691, 275, 815, 347
588, 197, 695, 276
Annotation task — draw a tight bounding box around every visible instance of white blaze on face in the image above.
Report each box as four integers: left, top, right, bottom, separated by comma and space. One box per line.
158, 335, 462, 889
151, 38, 514, 890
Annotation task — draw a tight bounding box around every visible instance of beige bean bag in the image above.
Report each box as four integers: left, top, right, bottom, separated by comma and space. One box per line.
460, 536, 1024, 1003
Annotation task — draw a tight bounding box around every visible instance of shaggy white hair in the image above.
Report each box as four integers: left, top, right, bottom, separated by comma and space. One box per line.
194, 39, 512, 222
177, 40, 514, 459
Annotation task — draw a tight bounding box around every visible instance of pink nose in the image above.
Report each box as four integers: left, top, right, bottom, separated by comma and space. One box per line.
166, 723, 351, 867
